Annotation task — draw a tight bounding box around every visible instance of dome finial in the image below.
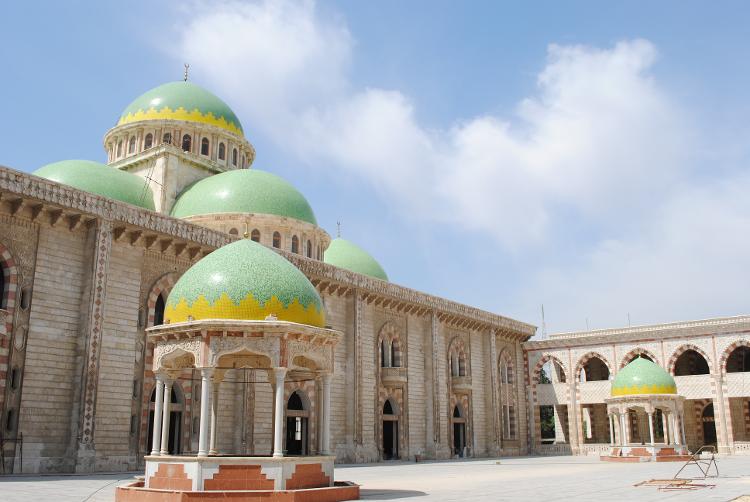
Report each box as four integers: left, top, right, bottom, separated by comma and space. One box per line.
183, 63, 190, 82
243, 220, 250, 239
336, 220, 341, 238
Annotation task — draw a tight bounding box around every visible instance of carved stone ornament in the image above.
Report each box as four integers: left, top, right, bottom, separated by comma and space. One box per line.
13, 325, 27, 351
209, 336, 280, 367
287, 339, 333, 372
153, 338, 202, 370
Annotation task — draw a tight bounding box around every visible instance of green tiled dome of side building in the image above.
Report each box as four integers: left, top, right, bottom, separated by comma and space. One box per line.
170, 169, 317, 225
165, 239, 325, 327
324, 238, 388, 281
34, 159, 155, 210
118, 81, 244, 136
611, 357, 677, 396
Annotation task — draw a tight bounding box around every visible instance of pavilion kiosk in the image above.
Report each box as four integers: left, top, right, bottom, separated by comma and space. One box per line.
602, 357, 690, 462
116, 239, 359, 501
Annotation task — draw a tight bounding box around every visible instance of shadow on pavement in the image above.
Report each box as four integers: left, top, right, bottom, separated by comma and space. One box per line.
360, 488, 427, 499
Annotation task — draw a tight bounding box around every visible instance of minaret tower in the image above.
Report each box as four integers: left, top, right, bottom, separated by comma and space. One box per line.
102, 74, 254, 214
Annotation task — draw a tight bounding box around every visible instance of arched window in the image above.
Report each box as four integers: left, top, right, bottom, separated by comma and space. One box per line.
163, 132, 172, 145
579, 356, 610, 382
182, 134, 192, 152
674, 349, 710, 376
291, 236, 299, 254
383, 399, 395, 415
218, 142, 226, 160
287, 392, 305, 411
306, 240, 312, 258
272, 232, 281, 249
144, 133, 153, 149
727, 346, 750, 373
153, 293, 165, 327
391, 339, 401, 367
453, 405, 462, 418
228, 228, 238, 236
251, 229, 260, 242
380, 340, 388, 368
128, 136, 136, 154
232, 148, 238, 166
116, 140, 123, 158
200, 137, 210, 156
241, 155, 246, 168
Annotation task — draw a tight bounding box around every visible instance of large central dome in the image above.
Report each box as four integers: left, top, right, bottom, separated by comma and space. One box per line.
117, 81, 243, 136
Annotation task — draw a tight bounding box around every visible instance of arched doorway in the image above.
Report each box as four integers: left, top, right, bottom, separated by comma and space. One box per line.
285, 391, 308, 455
702, 403, 716, 446
452, 405, 466, 457
146, 384, 183, 454
382, 399, 399, 460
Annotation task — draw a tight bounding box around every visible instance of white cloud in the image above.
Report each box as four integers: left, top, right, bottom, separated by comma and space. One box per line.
173, 1, 750, 331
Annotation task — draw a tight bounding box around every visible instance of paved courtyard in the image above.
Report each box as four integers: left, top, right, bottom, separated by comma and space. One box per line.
1, 455, 750, 501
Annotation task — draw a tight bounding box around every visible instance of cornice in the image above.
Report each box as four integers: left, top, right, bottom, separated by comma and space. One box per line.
525, 315, 750, 350
0, 164, 231, 249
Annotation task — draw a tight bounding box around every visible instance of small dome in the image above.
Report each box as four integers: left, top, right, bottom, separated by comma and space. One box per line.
611, 357, 677, 396
165, 239, 325, 327
324, 238, 388, 281
118, 81, 243, 136
34, 160, 155, 210
170, 169, 317, 225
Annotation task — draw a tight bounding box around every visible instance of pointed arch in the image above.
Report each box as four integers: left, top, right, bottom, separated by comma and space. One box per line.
498, 349, 514, 385
532, 354, 567, 384
668, 343, 713, 375
619, 347, 658, 369
575, 351, 612, 382
146, 272, 179, 328
721, 339, 750, 373
448, 336, 469, 377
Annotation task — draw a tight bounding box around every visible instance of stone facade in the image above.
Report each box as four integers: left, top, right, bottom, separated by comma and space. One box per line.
0, 165, 534, 473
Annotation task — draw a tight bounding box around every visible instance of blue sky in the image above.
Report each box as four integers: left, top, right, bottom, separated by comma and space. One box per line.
3, 1, 750, 334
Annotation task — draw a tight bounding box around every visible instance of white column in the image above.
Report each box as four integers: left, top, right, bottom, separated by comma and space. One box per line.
609, 415, 615, 446
150, 375, 165, 456
669, 412, 679, 446
160, 379, 173, 455
620, 413, 628, 446
661, 412, 668, 444
198, 368, 213, 457
647, 412, 655, 447
272, 367, 288, 458
679, 413, 687, 447
209, 378, 220, 455
321, 373, 332, 455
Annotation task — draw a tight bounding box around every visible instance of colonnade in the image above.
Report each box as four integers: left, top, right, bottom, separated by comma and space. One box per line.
608, 409, 687, 447
149, 368, 333, 457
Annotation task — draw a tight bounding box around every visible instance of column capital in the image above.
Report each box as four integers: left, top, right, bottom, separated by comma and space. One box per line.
273, 367, 288, 377
200, 367, 215, 378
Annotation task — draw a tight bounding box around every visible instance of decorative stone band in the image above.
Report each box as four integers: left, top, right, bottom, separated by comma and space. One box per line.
165, 293, 325, 327
118, 107, 243, 136
611, 384, 677, 397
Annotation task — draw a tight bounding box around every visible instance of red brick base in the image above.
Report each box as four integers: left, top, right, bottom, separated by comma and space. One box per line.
116, 481, 360, 502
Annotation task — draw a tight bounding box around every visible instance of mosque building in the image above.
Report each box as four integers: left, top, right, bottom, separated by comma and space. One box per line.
0, 79, 748, 475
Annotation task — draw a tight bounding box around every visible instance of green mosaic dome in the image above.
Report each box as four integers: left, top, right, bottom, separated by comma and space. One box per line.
164, 239, 325, 327
611, 357, 677, 397
170, 169, 318, 225
118, 81, 244, 136
34, 160, 155, 211
324, 238, 388, 281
